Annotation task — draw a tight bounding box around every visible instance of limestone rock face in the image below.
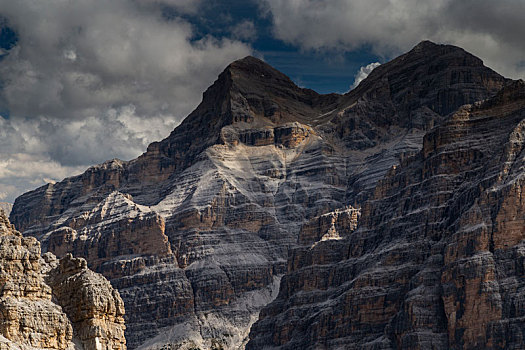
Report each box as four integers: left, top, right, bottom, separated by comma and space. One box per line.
10, 41, 509, 349
248, 80, 525, 349
0, 210, 72, 350
297, 206, 360, 245
45, 253, 127, 350
0, 209, 126, 350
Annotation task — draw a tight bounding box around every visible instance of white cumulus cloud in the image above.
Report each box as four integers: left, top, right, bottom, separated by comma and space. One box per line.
230, 20, 258, 41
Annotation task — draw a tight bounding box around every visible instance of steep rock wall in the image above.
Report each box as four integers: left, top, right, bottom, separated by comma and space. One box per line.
248, 81, 525, 349
10, 41, 508, 349
0, 209, 126, 350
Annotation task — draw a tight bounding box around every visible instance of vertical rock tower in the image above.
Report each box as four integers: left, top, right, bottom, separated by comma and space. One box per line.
0, 209, 126, 349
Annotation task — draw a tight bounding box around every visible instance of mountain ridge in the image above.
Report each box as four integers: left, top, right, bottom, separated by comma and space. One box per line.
9, 41, 514, 349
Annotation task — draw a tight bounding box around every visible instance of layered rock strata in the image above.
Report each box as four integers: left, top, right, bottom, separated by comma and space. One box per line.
248, 81, 525, 349
10, 41, 509, 349
0, 209, 126, 350
45, 253, 127, 350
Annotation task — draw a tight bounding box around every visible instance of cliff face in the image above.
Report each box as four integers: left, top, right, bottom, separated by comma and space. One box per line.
0, 209, 126, 350
247, 81, 525, 349
9, 41, 509, 349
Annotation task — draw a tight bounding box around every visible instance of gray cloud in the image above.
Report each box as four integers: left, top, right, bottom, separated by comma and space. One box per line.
0, 0, 251, 202
135, 0, 203, 14
0, 0, 251, 118
230, 20, 258, 42
262, 0, 525, 79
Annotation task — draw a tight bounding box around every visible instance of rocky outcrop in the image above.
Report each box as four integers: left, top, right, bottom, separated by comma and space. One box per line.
0, 209, 72, 350
0, 204, 12, 217
0, 209, 126, 349
43, 191, 172, 275
45, 253, 127, 350
297, 206, 360, 245
10, 41, 509, 349
248, 80, 525, 349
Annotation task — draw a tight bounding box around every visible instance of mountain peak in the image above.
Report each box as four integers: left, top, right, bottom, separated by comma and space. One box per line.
190, 55, 339, 128
411, 39, 439, 51
347, 40, 507, 116
11, 41, 521, 350
225, 55, 296, 87
227, 55, 276, 73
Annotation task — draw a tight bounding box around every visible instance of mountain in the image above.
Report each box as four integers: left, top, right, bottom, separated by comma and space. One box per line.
248, 80, 525, 349
9, 41, 509, 349
0, 209, 126, 349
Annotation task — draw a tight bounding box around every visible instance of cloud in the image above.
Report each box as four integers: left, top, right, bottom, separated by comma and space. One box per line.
230, 20, 258, 41
0, 152, 87, 203
0, 0, 251, 118
262, 0, 525, 79
0, 0, 252, 202
135, 0, 203, 14
351, 62, 380, 90
0, 105, 183, 201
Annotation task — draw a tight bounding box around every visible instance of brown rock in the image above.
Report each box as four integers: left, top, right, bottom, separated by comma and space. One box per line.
0, 210, 72, 350
46, 254, 126, 350
0, 210, 127, 350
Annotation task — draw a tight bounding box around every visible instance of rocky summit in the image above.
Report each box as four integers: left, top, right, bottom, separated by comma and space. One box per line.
9, 41, 524, 349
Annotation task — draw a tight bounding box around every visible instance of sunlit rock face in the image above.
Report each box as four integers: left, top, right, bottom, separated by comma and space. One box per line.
10, 41, 509, 349
0, 203, 12, 217
248, 80, 525, 349
0, 209, 126, 350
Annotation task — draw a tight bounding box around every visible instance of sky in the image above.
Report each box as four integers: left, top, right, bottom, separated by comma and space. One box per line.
0, 0, 524, 203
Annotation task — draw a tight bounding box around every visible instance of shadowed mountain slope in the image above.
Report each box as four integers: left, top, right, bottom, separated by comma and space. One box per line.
248, 80, 525, 350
